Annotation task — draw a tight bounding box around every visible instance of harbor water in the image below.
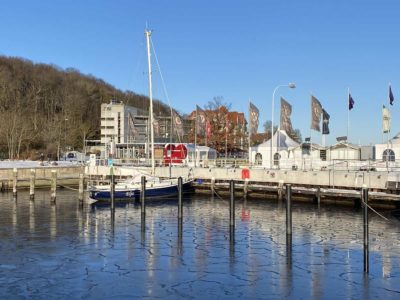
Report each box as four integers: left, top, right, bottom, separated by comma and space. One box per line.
1, 190, 400, 299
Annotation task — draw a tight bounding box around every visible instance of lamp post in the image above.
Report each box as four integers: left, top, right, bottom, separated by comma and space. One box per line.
270, 83, 296, 168
104, 103, 112, 160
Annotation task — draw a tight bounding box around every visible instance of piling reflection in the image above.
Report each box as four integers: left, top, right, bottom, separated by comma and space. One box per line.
177, 218, 183, 255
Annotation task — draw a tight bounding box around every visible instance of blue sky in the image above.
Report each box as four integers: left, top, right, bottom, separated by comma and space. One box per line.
1, 0, 399, 145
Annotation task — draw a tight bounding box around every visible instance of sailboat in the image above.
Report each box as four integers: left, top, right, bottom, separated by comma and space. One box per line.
88, 29, 193, 201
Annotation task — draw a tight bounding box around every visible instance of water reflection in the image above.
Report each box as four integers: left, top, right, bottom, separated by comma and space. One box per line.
0, 190, 399, 298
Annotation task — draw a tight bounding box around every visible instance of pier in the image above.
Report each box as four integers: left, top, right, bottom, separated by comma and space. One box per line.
85, 164, 400, 206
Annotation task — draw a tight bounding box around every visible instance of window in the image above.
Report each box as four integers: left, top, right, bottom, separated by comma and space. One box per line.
255, 153, 262, 165
383, 149, 395, 162
273, 153, 281, 166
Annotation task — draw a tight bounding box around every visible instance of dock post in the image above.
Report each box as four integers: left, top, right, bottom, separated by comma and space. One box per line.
178, 176, 183, 219
50, 170, 57, 202
211, 177, 215, 195
229, 180, 235, 229
78, 173, 84, 202
362, 185, 369, 273
243, 178, 249, 198
286, 184, 292, 236
316, 186, 321, 208
141, 176, 146, 217
110, 172, 115, 212
29, 169, 35, 200
12, 168, 18, 199
278, 180, 284, 201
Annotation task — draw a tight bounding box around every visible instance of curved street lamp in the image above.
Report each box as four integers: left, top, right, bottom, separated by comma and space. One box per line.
270, 83, 296, 168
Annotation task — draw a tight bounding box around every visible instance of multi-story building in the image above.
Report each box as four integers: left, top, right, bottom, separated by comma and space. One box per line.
100, 100, 176, 159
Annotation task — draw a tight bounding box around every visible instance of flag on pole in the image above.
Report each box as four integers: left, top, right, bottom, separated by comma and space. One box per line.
249, 102, 259, 134
172, 111, 184, 137
280, 97, 293, 134
196, 105, 206, 136
311, 95, 323, 131
348, 93, 355, 110
322, 109, 330, 135
389, 84, 394, 105
382, 105, 391, 133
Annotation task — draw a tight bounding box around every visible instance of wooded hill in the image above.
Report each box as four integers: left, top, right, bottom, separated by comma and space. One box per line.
0, 56, 170, 159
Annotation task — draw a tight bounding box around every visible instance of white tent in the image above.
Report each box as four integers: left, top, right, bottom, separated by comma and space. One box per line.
250, 130, 300, 167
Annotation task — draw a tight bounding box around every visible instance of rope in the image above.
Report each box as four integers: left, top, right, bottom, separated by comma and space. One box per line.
211, 183, 246, 202
361, 199, 389, 221
150, 37, 183, 144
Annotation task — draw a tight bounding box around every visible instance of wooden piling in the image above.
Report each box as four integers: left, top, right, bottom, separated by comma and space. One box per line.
316, 186, 321, 208
211, 177, 215, 195
29, 169, 36, 200
50, 170, 57, 202
243, 178, 249, 198
229, 180, 235, 228
12, 168, 18, 198
141, 176, 146, 216
78, 173, 84, 202
362, 185, 369, 273
286, 184, 292, 236
110, 173, 115, 212
178, 176, 183, 219
278, 180, 284, 201
29, 169, 35, 200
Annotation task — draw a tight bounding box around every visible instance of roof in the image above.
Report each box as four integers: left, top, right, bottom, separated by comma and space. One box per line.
291, 142, 326, 151
252, 130, 300, 150
329, 141, 360, 150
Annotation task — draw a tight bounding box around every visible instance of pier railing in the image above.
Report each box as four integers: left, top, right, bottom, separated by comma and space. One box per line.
92, 157, 400, 172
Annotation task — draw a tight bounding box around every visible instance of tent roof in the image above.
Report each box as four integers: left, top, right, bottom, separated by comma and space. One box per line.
252, 130, 300, 150
389, 132, 400, 144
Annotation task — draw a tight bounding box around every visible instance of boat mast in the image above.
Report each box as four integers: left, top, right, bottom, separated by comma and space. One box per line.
145, 29, 155, 174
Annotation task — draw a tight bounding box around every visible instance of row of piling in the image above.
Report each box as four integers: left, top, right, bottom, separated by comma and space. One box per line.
7, 168, 85, 203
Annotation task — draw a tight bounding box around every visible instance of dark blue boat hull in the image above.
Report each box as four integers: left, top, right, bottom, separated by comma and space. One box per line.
89, 181, 193, 201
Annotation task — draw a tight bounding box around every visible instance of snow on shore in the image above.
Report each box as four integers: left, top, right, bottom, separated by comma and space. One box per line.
0, 160, 84, 169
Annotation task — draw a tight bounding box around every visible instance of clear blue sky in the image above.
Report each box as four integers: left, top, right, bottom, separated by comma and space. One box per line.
1, 0, 399, 145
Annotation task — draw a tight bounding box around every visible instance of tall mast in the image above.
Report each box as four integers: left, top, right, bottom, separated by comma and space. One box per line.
145, 29, 155, 174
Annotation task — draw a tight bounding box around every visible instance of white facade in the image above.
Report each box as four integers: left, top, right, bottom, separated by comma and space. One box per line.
250, 130, 300, 168
101, 100, 141, 147
375, 133, 400, 162
327, 142, 361, 161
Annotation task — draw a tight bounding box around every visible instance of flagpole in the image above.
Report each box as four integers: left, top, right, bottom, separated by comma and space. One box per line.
194, 107, 197, 167
248, 100, 251, 166
347, 88, 350, 162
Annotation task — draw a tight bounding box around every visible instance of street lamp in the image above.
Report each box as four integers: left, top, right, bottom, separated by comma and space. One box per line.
270, 83, 296, 168
104, 103, 112, 159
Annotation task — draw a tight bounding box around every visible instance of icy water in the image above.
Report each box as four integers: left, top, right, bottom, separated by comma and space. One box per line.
1, 190, 400, 299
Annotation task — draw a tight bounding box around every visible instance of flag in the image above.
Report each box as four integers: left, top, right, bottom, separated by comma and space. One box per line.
249, 102, 259, 134
383, 105, 391, 133
311, 95, 323, 131
349, 93, 355, 110
196, 105, 206, 136
389, 84, 394, 106
322, 109, 330, 135
172, 111, 184, 137
280, 97, 293, 134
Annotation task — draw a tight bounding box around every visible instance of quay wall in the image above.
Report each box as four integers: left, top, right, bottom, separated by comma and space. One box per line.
86, 165, 390, 190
